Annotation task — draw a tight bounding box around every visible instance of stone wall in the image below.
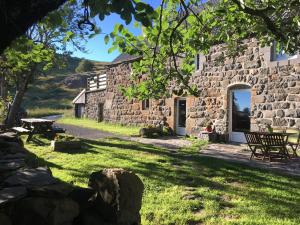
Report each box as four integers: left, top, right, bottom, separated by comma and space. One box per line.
85, 62, 171, 126
85, 90, 106, 120
187, 38, 300, 135
85, 38, 300, 137
0, 132, 144, 225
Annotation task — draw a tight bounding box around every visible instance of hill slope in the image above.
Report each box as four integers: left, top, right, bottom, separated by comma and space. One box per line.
22, 56, 108, 117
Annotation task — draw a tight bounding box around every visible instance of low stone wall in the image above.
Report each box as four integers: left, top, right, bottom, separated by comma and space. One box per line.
0, 132, 144, 225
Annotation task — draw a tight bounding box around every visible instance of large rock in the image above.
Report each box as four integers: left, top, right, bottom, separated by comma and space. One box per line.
88, 168, 144, 225
11, 197, 79, 225
69, 187, 106, 225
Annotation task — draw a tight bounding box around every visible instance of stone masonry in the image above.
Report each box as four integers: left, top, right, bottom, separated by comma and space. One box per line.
85, 38, 300, 137
85, 60, 171, 126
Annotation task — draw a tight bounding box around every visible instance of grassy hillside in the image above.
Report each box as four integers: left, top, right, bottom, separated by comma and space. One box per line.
22, 55, 108, 118
23, 73, 79, 117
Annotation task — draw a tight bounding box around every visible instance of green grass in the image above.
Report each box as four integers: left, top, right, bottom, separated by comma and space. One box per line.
25, 137, 300, 225
57, 117, 141, 136
26, 108, 73, 118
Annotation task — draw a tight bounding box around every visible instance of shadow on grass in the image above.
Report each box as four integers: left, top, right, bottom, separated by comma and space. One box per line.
25, 137, 300, 222
85, 138, 300, 216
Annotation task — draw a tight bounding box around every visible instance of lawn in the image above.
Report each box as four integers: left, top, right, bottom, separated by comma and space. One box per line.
25, 137, 300, 225
57, 117, 141, 136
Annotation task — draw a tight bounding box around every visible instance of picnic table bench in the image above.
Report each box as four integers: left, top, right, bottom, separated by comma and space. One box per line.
12, 126, 31, 134
12, 118, 65, 142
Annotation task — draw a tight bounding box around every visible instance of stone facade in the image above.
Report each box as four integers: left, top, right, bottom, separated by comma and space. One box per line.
85, 61, 171, 126
85, 38, 300, 140
188, 38, 300, 136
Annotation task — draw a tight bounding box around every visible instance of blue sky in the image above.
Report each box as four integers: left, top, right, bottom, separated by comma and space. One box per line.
233, 90, 251, 111
71, 1, 161, 62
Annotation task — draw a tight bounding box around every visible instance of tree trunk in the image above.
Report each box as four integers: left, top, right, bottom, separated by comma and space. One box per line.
0, 75, 7, 99
6, 72, 33, 127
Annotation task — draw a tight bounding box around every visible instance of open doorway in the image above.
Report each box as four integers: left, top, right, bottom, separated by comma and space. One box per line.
229, 88, 251, 143
176, 98, 186, 136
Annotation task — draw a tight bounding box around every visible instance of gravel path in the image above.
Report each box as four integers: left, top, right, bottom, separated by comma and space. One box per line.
55, 123, 123, 140
55, 123, 191, 150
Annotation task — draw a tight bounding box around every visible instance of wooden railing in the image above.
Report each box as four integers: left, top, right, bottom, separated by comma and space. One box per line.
87, 74, 107, 91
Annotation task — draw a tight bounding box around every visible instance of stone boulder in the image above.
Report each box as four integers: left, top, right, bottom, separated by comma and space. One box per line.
88, 168, 144, 225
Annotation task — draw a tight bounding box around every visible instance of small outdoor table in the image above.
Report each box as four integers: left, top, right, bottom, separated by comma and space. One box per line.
21, 118, 55, 142
257, 132, 291, 160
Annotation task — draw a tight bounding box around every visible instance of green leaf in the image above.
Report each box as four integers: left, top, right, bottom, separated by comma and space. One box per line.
104, 35, 110, 44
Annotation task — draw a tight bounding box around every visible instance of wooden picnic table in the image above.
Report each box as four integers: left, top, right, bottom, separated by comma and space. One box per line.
17, 118, 66, 143
21, 118, 55, 142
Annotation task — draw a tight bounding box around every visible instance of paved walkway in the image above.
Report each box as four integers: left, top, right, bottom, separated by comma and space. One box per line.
201, 143, 300, 177
55, 123, 119, 140
55, 123, 191, 150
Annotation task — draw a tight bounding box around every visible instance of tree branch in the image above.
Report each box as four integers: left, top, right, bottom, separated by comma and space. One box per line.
231, 0, 286, 42
151, 0, 165, 74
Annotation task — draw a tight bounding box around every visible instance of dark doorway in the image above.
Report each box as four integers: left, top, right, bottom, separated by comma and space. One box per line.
97, 103, 104, 122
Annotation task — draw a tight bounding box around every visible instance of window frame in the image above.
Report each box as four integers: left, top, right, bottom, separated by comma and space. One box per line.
194, 53, 205, 72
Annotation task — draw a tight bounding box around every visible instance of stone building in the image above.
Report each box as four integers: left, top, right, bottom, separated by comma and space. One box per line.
83, 39, 300, 143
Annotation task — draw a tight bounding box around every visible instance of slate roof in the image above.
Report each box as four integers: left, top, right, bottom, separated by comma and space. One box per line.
109, 53, 141, 65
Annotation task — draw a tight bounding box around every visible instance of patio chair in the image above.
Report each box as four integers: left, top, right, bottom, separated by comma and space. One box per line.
244, 132, 265, 160
285, 128, 300, 157
261, 133, 290, 161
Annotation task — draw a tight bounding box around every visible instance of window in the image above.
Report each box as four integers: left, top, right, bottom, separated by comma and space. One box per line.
271, 42, 298, 61
195, 53, 200, 71
142, 99, 150, 110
